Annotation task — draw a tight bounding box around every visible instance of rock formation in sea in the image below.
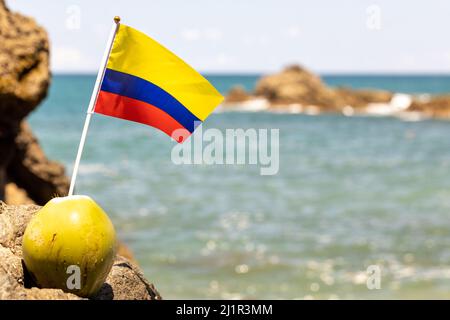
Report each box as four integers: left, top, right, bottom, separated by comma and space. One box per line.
223, 64, 450, 119
0, 202, 161, 300
409, 95, 450, 119
0, 0, 69, 205
225, 86, 252, 103
254, 65, 342, 108
224, 65, 393, 113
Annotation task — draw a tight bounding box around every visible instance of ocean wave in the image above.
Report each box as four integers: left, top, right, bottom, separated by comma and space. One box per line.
217, 98, 269, 112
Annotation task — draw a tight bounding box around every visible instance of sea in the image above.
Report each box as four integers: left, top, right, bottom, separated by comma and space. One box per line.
28, 74, 450, 299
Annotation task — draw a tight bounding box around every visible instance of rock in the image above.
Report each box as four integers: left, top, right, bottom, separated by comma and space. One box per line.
4, 182, 33, 205
225, 64, 394, 113
224, 86, 251, 103
0, 0, 50, 124
254, 65, 340, 108
6, 122, 69, 205
0, 273, 80, 300
116, 241, 136, 262
334, 87, 393, 108
93, 256, 161, 300
0, 0, 69, 204
0, 202, 161, 300
409, 95, 450, 119
0, 202, 39, 255
0, 246, 23, 283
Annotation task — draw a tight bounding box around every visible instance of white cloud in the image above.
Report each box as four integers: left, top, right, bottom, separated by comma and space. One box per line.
204, 28, 222, 41
285, 25, 301, 38
187, 52, 236, 71
181, 27, 222, 42
257, 35, 269, 46
400, 54, 416, 68
216, 53, 233, 66
93, 23, 109, 38
52, 46, 82, 66
181, 28, 201, 41
51, 46, 94, 72
445, 52, 450, 67
240, 34, 271, 47
240, 34, 253, 47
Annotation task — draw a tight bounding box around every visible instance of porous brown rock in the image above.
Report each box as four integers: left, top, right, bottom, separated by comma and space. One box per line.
0, 274, 80, 300
93, 256, 161, 300
0, 202, 161, 300
0, 0, 70, 205
0, 0, 50, 124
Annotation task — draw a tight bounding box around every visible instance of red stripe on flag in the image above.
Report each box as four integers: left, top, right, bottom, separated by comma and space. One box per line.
95, 90, 191, 143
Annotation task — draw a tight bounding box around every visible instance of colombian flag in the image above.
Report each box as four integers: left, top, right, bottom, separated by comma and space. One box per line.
94, 24, 224, 143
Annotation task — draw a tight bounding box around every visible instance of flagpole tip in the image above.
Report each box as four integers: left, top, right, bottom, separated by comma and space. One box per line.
114, 16, 121, 24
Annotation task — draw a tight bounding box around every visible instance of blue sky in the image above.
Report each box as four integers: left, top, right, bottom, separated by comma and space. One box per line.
9, 0, 450, 74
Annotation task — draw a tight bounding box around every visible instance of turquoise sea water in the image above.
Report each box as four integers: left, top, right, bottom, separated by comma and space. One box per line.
29, 75, 450, 299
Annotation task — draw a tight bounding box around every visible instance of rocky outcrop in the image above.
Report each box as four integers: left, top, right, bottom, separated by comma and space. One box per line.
0, 0, 69, 204
6, 123, 69, 205
409, 95, 450, 119
254, 65, 341, 108
224, 65, 394, 113
0, 202, 161, 300
334, 87, 393, 108
224, 65, 450, 119
0, 0, 49, 123
224, 86, 251, 103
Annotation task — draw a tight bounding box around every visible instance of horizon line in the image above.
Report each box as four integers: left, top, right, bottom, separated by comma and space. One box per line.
51, 71, 450, 76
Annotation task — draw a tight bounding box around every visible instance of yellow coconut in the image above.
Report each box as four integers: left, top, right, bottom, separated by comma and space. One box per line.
22, 195, 117, 297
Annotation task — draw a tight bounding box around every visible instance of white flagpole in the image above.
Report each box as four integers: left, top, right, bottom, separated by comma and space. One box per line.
68, 16, 121, 196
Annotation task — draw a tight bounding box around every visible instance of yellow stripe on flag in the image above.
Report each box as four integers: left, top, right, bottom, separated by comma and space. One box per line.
106, 24, 223, 121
